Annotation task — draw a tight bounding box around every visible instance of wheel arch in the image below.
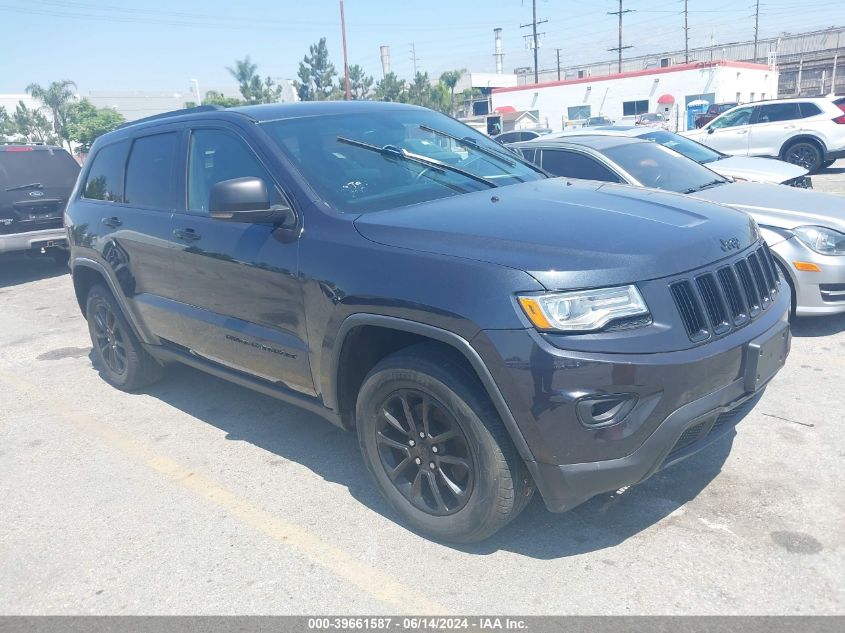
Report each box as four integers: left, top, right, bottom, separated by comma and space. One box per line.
327, 314, 536, 465
71, 257, 150, 343
779, 134, 827, 159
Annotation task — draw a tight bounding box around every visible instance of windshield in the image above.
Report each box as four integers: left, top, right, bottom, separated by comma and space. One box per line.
259, 109, 544, 213
602, 141, 727, 193
637, 130, 723, 164
0, 148, 80, 191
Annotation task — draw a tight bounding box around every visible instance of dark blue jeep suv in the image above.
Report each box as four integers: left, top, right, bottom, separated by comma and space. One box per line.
65, 102, 791, 542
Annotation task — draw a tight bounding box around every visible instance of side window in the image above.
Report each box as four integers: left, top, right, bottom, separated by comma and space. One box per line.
541, 150, 619, 182
124, 133, 178, 209
188, 129, 278, 215
798, 102, 822, 118
710, 107, 753, 129
757, 103, 801, 123
519, 148, 537, 164
83, 141, 128, 202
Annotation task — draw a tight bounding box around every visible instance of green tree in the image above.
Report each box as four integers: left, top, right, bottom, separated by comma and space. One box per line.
407, 72, 433, 108
348, 64, 373, 100
203, 91, 245, 108
65, 99, 125, 153
226, 56, 283, 105
11, 101, 57, 144
439, 70, 464, 115
25, 79, 77, 150
296, 38, 337, 101
428, 82, 451, 114
0, 106, 13, 141
374, 72, 407, 102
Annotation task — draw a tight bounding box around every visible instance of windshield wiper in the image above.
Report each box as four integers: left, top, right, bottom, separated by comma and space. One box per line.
5, 182, 43, 192
419, 124, 547, 178
336, 136, 497, 188
683, 179, 726, 193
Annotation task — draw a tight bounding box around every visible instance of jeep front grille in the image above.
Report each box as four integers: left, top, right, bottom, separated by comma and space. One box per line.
670, 244, 780, 342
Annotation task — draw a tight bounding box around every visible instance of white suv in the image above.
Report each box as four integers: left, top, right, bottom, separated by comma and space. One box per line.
682, 98, 845, 172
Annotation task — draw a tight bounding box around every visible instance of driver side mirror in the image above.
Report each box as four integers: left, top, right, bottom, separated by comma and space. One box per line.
707, 127, 715, 134
209, 177, 294, 226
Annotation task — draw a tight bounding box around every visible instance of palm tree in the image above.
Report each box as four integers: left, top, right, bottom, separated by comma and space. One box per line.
439, 70, 464, 116
26, 80, 77, 151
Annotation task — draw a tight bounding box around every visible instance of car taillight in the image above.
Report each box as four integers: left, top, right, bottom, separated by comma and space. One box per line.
833, 114, 845, 124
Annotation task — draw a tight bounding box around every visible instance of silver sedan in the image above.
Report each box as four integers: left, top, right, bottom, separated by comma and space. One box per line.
511, 134, 845, 316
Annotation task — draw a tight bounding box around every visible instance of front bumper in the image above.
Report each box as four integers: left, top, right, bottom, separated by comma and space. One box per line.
0, 227, 68, 254
474, 288, 791, 512
770, 236, 845, 316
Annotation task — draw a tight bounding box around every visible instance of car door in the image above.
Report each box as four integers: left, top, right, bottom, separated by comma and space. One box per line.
85, 132, 183, 343
701, 106, 754, 155
169, 125, 313, 395
746, 102, 802, 157
539, 148, 623, 182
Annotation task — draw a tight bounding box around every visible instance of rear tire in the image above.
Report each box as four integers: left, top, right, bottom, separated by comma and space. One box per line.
86, 284, 163, 391
355, 343, 533, 543
783, 140, 823, 173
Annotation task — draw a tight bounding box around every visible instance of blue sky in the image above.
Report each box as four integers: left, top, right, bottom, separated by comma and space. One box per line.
1, 0, 839, 94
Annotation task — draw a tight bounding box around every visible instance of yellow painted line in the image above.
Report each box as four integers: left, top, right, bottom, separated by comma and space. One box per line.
0, 369, 448, 614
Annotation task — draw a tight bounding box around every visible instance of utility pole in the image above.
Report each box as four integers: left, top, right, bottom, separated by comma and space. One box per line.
520, 0, 547, 84
556, 48, 562, 80
684, 0, 689, 63
409, 42, 418, 76
753, 0, 760, 62
339, 0, 351, 100
607, 0, 634, 74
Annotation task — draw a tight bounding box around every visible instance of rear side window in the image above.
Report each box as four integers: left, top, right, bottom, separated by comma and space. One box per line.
124, 133, 178, 209
756, 103, 801, 123
83, 141, 128, 202
540, 149, 620, 182
0, 148, 80, 191
519, 148, 537, 163
798, 102, 822, 118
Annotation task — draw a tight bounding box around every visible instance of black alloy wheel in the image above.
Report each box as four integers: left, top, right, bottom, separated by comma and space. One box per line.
92, 301, 128, 377
784, 142, 822, 172
375, 389, 474, 516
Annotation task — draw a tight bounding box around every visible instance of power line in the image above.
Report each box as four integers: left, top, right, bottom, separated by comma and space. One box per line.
520, 0, 548, 84
607, 0, 634, 73
753, 0, 761, 61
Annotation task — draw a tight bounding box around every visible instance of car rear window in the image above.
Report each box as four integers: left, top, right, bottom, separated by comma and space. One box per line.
0, 148, 80, 191
83, 141, 129, 202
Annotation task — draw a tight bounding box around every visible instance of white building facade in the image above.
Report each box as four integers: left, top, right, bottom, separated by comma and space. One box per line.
491, 61, 779, 132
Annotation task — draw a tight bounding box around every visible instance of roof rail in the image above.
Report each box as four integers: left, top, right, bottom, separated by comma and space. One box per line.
116, 104, 223, 129
0, 140, 46, 145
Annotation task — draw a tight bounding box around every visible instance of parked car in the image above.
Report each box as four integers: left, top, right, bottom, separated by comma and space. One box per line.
695, 102, 739, 129
682, 98, 845, 172
551, 126, 812, 187
511, 134, 845, 316
0, 143, 80, 261
636, 113, 669, 129
582, 116, 613, 127
66, 102, 790, 542
492, 128, 552, 144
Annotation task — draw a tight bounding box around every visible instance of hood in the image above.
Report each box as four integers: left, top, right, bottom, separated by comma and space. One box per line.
354, 178, 759, 290
707, 156, 808, 184
690, 181, 845, 234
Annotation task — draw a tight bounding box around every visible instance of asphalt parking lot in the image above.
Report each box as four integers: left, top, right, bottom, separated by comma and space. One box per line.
1, 163, 844, 615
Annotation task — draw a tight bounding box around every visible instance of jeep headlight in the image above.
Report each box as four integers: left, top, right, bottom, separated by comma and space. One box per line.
517, 285, 649, 332
793, 225, 845, 256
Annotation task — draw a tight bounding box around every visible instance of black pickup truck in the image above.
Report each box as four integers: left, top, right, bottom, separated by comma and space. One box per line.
65, 102, 790, 542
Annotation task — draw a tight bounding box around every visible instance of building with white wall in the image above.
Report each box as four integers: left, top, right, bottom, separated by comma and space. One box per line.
491, 61, 778, 132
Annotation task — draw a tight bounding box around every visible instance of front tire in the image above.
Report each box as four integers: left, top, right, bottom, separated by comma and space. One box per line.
783, 140, 823, 172
86, 284, 163, 391
356, 343, 533, 543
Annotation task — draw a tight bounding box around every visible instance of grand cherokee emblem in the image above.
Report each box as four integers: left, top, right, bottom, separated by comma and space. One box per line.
720, 237, 741, 252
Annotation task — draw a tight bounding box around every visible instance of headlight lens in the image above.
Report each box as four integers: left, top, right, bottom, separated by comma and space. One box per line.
518, 285, 649, 332
793, 225, 845, 255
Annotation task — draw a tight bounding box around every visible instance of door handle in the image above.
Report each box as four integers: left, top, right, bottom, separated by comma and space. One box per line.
173, 228, 201, 242
101, 216, 122, 228
736, 130, 748, 134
